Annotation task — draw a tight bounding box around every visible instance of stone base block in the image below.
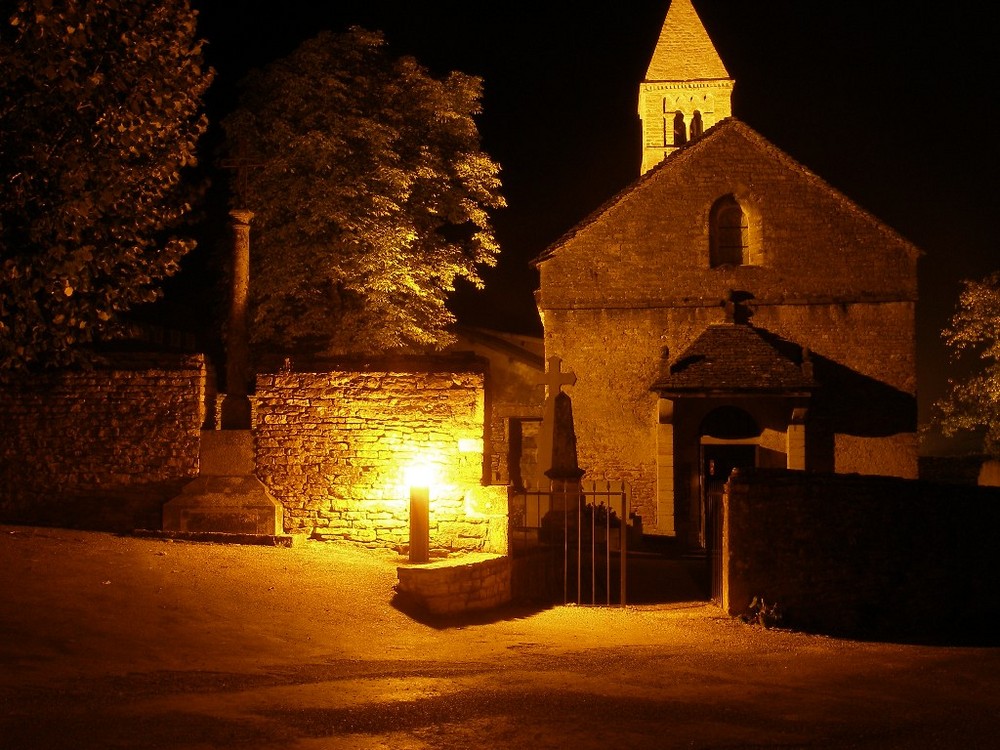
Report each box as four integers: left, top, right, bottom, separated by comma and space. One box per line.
163, 475, 283, 535
396, 554, 511, 616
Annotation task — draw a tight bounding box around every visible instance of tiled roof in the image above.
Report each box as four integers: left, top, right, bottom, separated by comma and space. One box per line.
652, 324, 815, 393
645, 0, 730, 81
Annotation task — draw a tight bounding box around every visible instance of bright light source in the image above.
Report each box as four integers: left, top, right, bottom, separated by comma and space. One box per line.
458, 438, 481, 453
404, 463, 434, 489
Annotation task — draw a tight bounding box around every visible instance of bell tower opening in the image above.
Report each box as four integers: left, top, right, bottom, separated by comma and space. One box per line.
638, 0, 735, 174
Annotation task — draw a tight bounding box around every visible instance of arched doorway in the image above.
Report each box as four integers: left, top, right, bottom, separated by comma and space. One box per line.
698, 406, 760, 552
697, 406, 760, 601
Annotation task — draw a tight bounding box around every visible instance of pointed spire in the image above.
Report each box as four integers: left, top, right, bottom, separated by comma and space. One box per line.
637, 0, 734, 174
645, 0, 730, 81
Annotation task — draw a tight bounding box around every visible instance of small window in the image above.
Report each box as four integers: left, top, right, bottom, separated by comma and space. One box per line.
673, 112, 687, 146
710, 195, 749, 267
690, 111, 704, 139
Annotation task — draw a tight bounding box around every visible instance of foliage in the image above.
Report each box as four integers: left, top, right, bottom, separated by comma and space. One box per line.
740, 596, 783, 628
222, 27, 504, 357
934, 272, 1000, 457
0, 0, 213, 372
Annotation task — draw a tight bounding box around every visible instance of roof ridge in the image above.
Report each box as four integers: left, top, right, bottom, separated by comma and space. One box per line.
532, 118, 922, 267
531, 118, 738, 266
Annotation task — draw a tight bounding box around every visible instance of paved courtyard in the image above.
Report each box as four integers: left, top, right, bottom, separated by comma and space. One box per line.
2, 524, 998, 749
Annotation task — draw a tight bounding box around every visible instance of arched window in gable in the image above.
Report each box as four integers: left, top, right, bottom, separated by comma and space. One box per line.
710, 195, 749, 267
690, 110, 704, 139
673, 111, 687, 146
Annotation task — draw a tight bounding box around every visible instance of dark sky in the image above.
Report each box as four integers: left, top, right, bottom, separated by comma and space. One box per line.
188, 1, 996, 446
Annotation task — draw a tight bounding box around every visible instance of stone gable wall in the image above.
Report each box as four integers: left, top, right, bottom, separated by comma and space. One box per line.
0, 354, 206, 529
536, 124, 919, 535
254, 366, 505, 553
723, 469, 1000, 641
537, 124, 917, 311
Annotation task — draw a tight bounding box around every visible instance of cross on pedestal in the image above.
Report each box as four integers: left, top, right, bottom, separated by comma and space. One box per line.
534, 357, 576, 478
220, 148, 264, 208
536, 356, 577, 400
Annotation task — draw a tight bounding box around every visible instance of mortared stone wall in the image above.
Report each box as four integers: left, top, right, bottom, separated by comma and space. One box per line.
253, 358, 507, 554
0, 353, 206, 530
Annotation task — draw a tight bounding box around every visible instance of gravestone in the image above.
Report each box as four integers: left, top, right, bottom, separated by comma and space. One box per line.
534, 357, 578, 480
534, 358, 583, 517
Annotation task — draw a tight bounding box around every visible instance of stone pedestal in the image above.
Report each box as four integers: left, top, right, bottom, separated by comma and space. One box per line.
163, 430, 283, 535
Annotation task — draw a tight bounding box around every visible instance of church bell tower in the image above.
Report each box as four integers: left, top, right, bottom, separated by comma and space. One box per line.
638, 0, 734, 174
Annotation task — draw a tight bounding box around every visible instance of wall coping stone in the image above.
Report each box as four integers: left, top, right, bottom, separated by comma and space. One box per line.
396, 553, 512, 616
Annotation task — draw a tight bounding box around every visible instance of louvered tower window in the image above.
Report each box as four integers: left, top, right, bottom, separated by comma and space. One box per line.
673, 111, 687, 145
690, 111, 704, 139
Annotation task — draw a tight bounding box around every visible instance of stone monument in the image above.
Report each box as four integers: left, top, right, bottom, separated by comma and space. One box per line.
534, 357, 583, 514
163, 210, 283, 537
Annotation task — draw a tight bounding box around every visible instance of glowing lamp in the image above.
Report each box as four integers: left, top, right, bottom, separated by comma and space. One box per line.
404, 463, 435, 489
406, 462, 432, 564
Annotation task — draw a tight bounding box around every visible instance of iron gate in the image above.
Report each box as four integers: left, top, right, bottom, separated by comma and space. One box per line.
510, 480, 630, 606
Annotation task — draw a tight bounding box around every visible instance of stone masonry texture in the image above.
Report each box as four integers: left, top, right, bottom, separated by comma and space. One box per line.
723, 469, 1000, 641
254, 359, 503, 553
0, 353, 206, 530
535, 120, 919, 535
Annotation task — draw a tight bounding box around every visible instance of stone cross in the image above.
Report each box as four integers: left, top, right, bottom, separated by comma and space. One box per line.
534, 357, 576, 478
220, 149, 263, 208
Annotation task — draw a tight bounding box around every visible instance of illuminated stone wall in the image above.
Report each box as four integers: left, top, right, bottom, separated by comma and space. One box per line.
722, 470, 1000, 640
0, 353, 206, 529
254, 358, 506, 553
448, 328, 546, 486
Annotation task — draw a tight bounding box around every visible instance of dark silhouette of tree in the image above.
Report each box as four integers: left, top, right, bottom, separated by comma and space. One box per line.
934, 272, 1000, 456
222, 28, 505, 358
0, 0, 213, 372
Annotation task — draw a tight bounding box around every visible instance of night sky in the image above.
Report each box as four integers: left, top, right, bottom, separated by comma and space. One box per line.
186, 1, 996, 451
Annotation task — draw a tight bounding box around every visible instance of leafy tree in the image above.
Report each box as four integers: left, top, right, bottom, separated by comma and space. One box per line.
222, 27, 504, 357
934, 272, 1000, 457
0, 0, 213, 372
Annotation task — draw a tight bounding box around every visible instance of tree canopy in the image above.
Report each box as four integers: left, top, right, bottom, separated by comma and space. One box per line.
0, 0, 212, 373
222, 27, 504, 358
934, 272, 1000, 457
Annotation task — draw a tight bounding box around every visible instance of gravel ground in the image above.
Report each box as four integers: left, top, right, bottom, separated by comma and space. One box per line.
2, 524, 998, 749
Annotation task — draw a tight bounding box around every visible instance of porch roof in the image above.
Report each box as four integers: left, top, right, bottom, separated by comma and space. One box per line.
652, 324, 816, 395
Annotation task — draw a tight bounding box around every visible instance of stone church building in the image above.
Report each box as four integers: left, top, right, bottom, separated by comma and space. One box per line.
532, 0, 919, 546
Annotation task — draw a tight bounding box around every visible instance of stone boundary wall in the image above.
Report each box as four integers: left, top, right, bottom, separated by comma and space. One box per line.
723, 469, 1000, 641
396, 554, 512, 615
254, 358, 506, 553
0, 353, 206, 530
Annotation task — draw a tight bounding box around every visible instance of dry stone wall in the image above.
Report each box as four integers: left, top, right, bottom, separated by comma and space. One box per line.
254, 361, 503, 553
396, 554, 511, 615
723, 469, 1000, 641
0, 353, 205, 530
